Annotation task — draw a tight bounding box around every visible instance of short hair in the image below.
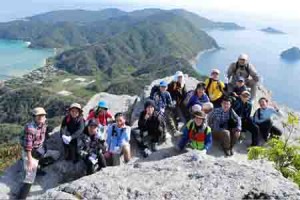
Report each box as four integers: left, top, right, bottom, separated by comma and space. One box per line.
115, 112, 125, 119
222, 96, 232, 103
259, 97, 269, 103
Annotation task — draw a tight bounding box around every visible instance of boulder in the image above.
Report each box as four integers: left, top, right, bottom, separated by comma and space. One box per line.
39, 151, 300, 200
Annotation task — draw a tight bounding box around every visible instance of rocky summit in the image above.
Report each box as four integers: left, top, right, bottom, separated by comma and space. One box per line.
0, 75, 299, 199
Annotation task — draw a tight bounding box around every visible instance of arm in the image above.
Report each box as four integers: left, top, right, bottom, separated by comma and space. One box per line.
246, 103, 252, 119
178, 127, 190, 150
208, 111, 215, 128
138, 112, 147, 130
227, 63, 235, 79
60, 117, 68, 136
204, 128, 212, 150
233, 111, 242, 131
70, 118, 85, 140
77, 136, 89, 158
248, 64, 260, 82
186, 95, 196, 109
119, 127, 131, 147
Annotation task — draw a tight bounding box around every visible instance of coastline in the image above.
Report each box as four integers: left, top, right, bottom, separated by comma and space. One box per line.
189, 47, 218, 70
0, 40, 55, 82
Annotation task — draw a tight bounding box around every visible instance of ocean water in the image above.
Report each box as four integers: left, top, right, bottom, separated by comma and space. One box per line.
196, 28, 300, 111
0, 39, 53, 80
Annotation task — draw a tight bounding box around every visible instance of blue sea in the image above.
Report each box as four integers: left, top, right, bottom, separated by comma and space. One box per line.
0, 39, 53, 80
196, 28, 300, 111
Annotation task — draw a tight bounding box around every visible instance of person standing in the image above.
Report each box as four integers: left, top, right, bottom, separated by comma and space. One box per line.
17, 107, 60, 199
227, 54, 260, 98
205, 69, 226, 108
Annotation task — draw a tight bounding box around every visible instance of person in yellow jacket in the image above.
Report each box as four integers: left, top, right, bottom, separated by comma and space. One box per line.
205, 69, 225, 108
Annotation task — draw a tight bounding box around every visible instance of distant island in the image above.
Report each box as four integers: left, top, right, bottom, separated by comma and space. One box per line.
280, 47, 300, 61
260, 27, 286, 34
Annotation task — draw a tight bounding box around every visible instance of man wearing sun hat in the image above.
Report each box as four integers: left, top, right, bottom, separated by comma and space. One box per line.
232, 90, 259, 146
177, 110, 212, 152
227, 54, 260, 98
18, 107, 60, 199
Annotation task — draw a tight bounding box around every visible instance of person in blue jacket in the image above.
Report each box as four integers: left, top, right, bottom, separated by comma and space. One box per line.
253, 97, 282, 143
105, 112, 131, 166
187, 82, 210, 110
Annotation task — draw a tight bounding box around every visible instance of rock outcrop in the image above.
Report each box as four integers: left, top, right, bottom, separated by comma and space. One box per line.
0, 75, 299, 199
39, 151, 300, 200
280, 47, 300, 61
261, 27, 286, 34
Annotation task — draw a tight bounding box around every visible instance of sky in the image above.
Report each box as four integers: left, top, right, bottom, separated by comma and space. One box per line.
0, 0, 299, 22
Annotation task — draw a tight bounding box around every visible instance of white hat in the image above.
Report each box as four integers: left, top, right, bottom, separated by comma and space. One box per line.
238, 54, 249, 61
192, 104, 202, 113
211, 69, 220, 74
69, 103, 82, 111
32, 107, 47, 116
175, 71, 184, 77
202, 102, 214, 110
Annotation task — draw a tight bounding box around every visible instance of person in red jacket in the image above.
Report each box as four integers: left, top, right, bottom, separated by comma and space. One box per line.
86, 100, 114, 126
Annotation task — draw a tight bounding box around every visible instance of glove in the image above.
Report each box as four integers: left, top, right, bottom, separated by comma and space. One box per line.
62, 135, 72, 145
88, 154, 98, 165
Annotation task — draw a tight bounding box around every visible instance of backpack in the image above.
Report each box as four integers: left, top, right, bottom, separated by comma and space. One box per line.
234, 62, 250, 76
150, 85, 160, 100
205, 78, 224, 98
253, 108, 262, 121
183, 90, 195, 106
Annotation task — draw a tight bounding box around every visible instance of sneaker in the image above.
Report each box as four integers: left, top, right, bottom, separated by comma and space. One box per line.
223, 149, 231, 157
230, 149, 234, 156
151, 143, 158, 152
143, 148, 152, 158
173, 131, 182, 137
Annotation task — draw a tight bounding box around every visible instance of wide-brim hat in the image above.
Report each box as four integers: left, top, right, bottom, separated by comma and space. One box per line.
69, 103, 82, 111
193, 111, 207, 119
32, 107, 47, 116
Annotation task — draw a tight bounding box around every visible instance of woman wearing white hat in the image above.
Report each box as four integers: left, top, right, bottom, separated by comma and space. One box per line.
60, 103, 85, 162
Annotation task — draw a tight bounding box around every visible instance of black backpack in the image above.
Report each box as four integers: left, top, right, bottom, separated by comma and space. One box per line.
150, 85, 160, 100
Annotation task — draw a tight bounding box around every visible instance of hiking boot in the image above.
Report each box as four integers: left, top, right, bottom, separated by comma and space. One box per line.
230, 149, 234, 156
151, 143, 158, 152
223, 149, 231, 157
143, 148, 152, 158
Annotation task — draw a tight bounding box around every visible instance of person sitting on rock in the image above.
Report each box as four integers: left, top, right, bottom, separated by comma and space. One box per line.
253, 97, 282, 145
132, 100, 166, 157
78, 119, 107, 175
153, 80, 180, 136
17, 107, 60, 199
231, 76, 248, 98
227, 54, 260, 99
105, 112, 131, 166
177, 111, 212, 152
232, 91, 259, 146
60, 103, 85, 162
208, 97, 241, 156
86, 100, 114, 126
202, 102, 214, 115
205, 69, 226, 108
187, 82, 210, 111
167, 71, 188, 126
